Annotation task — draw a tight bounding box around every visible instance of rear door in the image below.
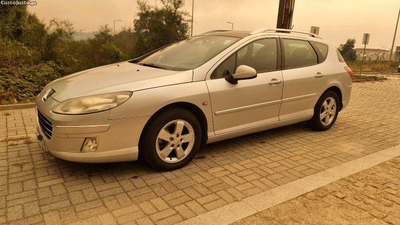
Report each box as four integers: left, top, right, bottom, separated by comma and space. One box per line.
279, 38, 328, 120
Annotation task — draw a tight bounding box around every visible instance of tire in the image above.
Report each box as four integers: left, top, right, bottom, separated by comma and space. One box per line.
307, 91, 340, 131
140, 108, 202, 171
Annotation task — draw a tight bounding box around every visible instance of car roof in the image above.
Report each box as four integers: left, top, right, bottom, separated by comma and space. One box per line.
201, 30, 251, 38
201, 29, 324, 42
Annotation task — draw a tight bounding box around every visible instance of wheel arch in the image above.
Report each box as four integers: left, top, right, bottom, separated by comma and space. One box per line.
139, 102, 208, 152
324, 86, 343, 111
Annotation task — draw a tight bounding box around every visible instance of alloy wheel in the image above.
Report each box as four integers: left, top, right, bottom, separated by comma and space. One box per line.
155, 119, 195, 163
319, 97, 337, 126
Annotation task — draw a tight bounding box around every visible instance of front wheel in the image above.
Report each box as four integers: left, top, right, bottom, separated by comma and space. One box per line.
307, 91, 340, 131
140, 108, 202, 171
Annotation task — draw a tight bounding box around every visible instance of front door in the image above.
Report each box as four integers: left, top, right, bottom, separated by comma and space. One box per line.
206, 38, 283, 135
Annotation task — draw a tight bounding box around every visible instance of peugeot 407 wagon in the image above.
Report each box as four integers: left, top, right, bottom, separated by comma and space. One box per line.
36, 28, 353, 171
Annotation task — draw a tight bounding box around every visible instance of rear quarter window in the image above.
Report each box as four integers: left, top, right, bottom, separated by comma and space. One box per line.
336, 49, 345, 62
312, 42, 329, 62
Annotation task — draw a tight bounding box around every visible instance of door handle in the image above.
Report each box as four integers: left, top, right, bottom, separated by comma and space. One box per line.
269, 78, 281, 85
315, 72, 323, 78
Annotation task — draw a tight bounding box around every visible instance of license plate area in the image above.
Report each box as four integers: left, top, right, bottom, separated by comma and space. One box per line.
36, 127, 48, 152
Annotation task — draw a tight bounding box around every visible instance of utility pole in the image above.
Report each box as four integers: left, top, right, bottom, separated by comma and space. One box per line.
113, 20, 122, 35
191, 0, 194, 37
227, 22, 234, 30
386, 8, 400, 74
276, 0, 295, 29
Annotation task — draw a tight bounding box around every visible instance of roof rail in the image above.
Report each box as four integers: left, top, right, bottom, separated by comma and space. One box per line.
202, 30, 230, 34
250, 28, 322, 39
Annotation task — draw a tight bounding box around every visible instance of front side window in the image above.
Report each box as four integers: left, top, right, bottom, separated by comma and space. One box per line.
138, 36, 239, 71
211, 38, 278, 79
283, 39, 318, 69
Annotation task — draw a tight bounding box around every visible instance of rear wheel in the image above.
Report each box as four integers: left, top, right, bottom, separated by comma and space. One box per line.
140, 108, 202, 171
307, 91, 339, 131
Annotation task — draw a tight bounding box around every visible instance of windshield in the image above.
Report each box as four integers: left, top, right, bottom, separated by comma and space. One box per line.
138, 36, 240, 70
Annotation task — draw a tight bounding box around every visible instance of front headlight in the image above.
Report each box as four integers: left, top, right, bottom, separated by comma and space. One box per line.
52, 91, 132, 115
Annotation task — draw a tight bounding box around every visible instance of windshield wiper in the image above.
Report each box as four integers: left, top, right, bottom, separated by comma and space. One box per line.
138, 63, 168, 70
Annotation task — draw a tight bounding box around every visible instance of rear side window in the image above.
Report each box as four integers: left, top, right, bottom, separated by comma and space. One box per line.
312, 42, 329, 61
283, 39, 318, 69
337, 49, 345, 62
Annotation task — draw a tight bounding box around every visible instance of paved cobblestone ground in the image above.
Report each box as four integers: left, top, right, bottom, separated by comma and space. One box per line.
0, 78, 399, 225
232, 156, 400, 225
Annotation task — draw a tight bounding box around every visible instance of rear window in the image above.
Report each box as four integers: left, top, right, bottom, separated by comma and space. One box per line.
336, 49, 345, 62
312, 42, 329, 61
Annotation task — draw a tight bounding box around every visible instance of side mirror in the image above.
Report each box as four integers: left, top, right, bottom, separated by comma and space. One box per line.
225, 65, 257, 84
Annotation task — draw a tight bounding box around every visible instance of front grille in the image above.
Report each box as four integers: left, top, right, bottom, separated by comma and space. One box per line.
37, 110, 53, 139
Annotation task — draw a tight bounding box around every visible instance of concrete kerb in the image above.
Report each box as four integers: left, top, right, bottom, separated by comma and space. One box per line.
0, 103, 36, 111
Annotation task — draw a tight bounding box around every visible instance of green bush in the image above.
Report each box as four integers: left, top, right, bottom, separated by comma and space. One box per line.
0, 0, 190, 104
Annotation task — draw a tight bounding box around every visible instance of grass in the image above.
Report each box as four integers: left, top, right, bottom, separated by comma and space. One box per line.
2, 112, 11, 116
353, 75, 387, 83
1, 136, 33, 146
347, 60, 400, 74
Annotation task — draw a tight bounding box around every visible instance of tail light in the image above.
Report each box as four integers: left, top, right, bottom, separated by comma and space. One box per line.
344, 66, 353, 80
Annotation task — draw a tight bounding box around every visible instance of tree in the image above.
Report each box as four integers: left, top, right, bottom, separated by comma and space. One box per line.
338, 39, 357, 61
133, 0, 190, 57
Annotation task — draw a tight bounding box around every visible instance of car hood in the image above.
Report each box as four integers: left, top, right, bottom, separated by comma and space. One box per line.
46, 61, 193, 102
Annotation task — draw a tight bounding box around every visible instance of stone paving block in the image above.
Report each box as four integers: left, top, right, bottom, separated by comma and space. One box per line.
149, 208, 177, 222
185, 200, 206, 215
77, 206, 109, 220
202, 198, 227, 211
8, 214, 43, 225
98, 212, 117, 225
59, 206, 79, 223
139, 201, 158, 215
112, 205, 138, 217
196, 193, 219, 205
150, 197, 169, 211
174, 204, 196, 219
68, 191, 85, 205
75, 199, 104, 212
116, 209, 145, 224
8, 182, 23, 195
115, 192, 133, 207
157, 214, 183, 225
103, 196, 121, 211
23, 201, 40, 217
22, 179, 37, 191
7, 205, 23, 221
40, 200, 71, 213
98, 186, 124, 198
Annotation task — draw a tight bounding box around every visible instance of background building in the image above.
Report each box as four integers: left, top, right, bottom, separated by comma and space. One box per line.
355, 47, 400, 61
355, 48, 390, 61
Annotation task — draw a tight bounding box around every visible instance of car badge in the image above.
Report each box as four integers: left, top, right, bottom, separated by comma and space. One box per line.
43, 89, 56, 102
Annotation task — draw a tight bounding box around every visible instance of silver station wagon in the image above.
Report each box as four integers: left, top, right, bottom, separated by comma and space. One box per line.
36, 28, 353, 171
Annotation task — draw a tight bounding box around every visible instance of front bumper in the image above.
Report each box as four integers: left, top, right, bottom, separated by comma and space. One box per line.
35, 97, 150, 163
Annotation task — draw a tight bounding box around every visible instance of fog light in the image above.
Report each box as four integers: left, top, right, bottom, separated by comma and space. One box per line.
81, 138, 98, 152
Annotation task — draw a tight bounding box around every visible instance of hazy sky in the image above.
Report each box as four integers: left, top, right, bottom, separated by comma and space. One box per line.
29, 0, 400, 49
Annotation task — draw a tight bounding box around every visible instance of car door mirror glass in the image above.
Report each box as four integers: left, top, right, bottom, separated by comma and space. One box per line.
225, 65, 257, 84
